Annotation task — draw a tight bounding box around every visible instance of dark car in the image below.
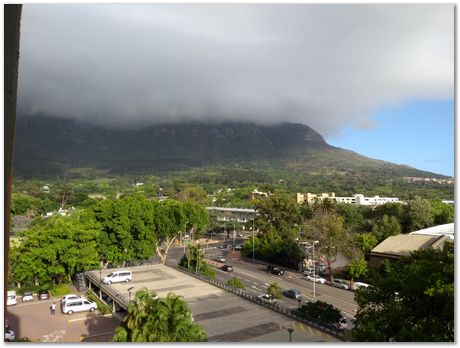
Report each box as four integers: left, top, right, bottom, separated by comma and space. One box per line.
283, 289, 302, 300
267, 265, 284, 275
38, 289, 50, 300
221, 265, 233, 272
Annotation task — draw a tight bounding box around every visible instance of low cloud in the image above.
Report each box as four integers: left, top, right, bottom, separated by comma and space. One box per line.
18, 4, 453, 136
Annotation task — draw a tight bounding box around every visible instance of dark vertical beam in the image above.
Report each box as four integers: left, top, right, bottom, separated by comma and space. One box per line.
4, 3, 22, 326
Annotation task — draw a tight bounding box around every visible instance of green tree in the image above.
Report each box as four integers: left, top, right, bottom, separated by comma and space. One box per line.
267, 283, 282, 300
94, 195, 156, 267
176, 186, 208, 206
10, 210, 100, 286
353, 242, 454, 342
253, 192, 301, 239
404, 197, 433, 232
11, 193, 42, 216
305, 210, 344, 279
345, 256, 368, 285
371, 214, 401, 243
430, 200, 454, 225
357, 233, 379, 256
112, 289, 207, 342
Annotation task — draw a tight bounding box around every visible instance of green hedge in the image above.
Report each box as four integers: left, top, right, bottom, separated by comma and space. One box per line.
87, 289, 111, 314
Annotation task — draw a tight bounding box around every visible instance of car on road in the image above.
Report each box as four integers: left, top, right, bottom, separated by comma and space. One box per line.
306, 275, 326, 284
38, 289, 50, 300
5, 328, 15, 341
266, 265, 284, 275
221, 265, 233, 272
61, 294, 84, 305
103, 270, 132, 285
331, 279, 349, 290
216, 256, 226, 263
7, 291, 17, 306
257, 294, 276, 304
218, 245, 225, 249
353, 282, 370, 291
336, 317, 348, 331
22, 291, 34, 302
234, 244, 242, 250
62, 299, 97, 315
302, 269, 315, 276
283, 289, 302, 300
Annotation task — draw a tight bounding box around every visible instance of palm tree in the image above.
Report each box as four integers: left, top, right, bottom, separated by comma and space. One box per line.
112, 288, 207, 342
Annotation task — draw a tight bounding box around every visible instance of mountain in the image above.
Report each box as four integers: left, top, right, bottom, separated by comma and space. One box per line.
13, 114, 444, 180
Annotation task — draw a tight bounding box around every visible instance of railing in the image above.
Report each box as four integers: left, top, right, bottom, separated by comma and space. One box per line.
84, 271, 130, 310
170, 265, 346, 341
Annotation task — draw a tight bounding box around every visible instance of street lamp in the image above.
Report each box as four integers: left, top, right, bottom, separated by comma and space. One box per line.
252, 213, 255, 263
297, 297, 302, 309
128, 286, 134, 302
287, 327, 294, 342
312, 240, 319, 300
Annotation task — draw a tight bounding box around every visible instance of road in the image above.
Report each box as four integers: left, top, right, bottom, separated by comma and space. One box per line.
167, 240, 358, 323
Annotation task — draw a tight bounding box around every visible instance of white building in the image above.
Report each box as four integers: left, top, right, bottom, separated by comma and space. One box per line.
297, 192, 400, 206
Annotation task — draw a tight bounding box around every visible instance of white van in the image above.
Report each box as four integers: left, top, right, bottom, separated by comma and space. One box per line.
103, 270, 132, 285
62, 299, 97, 315
7, 291, 17, 306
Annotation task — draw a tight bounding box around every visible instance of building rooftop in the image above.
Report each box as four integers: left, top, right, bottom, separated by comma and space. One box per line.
409, 223, 454, 240
371, 234, 448, 258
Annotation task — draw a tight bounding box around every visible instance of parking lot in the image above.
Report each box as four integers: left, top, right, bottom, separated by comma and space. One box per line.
7, 265, 339, 342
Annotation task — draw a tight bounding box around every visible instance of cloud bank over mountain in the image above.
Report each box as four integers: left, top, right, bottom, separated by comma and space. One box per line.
18, 4, 453, 136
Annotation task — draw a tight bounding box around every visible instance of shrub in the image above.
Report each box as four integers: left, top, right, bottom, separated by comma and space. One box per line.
267, 283, 282, 299
297, 300, 342, 326
226, 277, 245, 289
50, 284, 72, 296
87, 289, 112, 314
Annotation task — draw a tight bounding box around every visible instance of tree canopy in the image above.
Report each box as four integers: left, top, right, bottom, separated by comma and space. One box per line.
353, 242, 454, 342
112, 288, 207, 342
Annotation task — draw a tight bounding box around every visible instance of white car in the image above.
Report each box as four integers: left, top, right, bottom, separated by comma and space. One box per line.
306, 275, 326, 284
331, 279, 349, 290
353, 282, 370, 291
22, 291, 34, 302
216, 256, 226, 263
5, 328, 15, 341
62, 299, 97, 315
61, 294, 84, 305
7, 291, 17, 306
257, 294, 276, 304
103, 270, 132, 285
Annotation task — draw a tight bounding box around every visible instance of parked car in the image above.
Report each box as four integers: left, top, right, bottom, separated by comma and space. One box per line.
216, 256, 226, 263
331, 279, 349, 290
306, 275, 326, 284
22, 291, 34, 302
283, 289, 302, 300
302, 269, 315, 276
257, 294, 276, 304
234, 244, 242, 250
61, 294, 84, 306
352, 282, 370, 291
266, 265, 284, 276
221, 265, 233, 272
5, 328, 15, 341
38, 289, 50, 300
103, 270, 132, 285
7, 291, 17, 306
334, 317, 348, 331
62, 299, 97, 315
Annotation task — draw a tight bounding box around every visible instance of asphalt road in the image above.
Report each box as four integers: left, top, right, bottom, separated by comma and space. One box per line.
167, 240, 358, 324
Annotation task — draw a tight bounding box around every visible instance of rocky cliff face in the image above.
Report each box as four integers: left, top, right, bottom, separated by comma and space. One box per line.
13, 114, 439, 179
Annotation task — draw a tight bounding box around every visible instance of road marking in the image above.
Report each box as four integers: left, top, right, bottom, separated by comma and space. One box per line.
264, 283, 270, 286
287, 275, 293, 279
68, 313, 112, 323
80, 331, 115, 341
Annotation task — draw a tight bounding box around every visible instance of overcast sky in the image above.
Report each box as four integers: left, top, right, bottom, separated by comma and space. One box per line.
18, 4, 453, 138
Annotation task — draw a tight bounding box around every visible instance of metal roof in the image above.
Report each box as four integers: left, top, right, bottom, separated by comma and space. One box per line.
409, 223, 454, 240
206, 206, 256, 213
371, 234, 448, 257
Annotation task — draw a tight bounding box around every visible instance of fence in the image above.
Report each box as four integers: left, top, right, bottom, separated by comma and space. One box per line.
171, 265, 345, 341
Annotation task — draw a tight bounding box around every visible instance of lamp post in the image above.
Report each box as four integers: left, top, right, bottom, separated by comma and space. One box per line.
312, 240, 319, 300
252, 213, 255, 263
287, 327, 294, 342
128, 286, 134, 303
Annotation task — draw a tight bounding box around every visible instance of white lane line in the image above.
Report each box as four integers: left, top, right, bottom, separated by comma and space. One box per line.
68, 313, 112, 323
